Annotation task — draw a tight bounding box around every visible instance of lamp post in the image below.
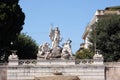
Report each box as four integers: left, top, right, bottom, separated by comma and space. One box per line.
10, 41, 13, 49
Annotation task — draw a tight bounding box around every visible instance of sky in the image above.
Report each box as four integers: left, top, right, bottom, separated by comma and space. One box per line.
19, 0, 120, 53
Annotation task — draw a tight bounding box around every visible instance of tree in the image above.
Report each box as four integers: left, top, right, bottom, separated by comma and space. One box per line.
0, 0, 25, 49
0, 0, 25, 62
12, 33, 38, 59
89, 14, 120, 62
75, 48, 94, 59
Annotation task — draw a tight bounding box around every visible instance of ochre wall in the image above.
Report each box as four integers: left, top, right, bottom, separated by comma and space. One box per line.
105, 62, 120, 80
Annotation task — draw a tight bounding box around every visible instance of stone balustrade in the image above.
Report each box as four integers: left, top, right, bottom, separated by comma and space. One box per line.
8, 58, 103, 66
95, 10, 120, 16
75, 59, 103, 65
18, 59, 37, 65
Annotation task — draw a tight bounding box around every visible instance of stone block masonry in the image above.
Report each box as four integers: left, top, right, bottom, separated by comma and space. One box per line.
0, 64, 7, 80
105, 62, 120, 80
7, 59, 104, 80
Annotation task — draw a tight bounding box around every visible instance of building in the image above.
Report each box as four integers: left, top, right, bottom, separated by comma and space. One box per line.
82, 6, 120, 49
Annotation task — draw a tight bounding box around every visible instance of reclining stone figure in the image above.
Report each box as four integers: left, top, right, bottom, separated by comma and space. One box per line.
61, 39, 73, 59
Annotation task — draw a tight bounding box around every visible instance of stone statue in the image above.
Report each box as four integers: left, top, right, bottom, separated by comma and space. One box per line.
37, 27, 73, 59
50, 46, 62, 58
61, 39, 73, 59
37, 42, 51, 59
49, 27, 62, 48
93, 50, 103, 59
8, 50, 18, 60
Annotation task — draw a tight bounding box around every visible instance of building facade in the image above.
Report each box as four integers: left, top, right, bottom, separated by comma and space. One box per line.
82, 6, 120, 48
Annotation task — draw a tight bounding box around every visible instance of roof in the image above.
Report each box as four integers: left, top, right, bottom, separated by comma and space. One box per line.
105, 6, 120, 11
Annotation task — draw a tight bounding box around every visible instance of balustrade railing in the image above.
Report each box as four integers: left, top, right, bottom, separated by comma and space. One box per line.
18, 59, 37, 65
75, 59, 94, 64
13, 58, 104, 66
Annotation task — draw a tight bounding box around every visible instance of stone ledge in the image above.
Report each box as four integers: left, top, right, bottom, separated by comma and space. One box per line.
34, 75, 80, 80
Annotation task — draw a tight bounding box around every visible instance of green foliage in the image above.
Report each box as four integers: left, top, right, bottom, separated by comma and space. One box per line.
89, 14, 120, 62
75, 48, 94, 59
0, 0, 25, 49
12, 33, 38, 59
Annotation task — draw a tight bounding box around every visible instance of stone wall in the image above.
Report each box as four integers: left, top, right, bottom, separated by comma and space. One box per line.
7, 59, 104, 80
105, 62, 120, 80
1, 60, 119, 80
0, 64, 7, 80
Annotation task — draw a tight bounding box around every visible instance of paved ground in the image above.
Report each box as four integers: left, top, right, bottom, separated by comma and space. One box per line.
34, 75, 80, 80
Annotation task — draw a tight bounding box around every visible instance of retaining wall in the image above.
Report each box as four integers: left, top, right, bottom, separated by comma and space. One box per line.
7, 59, 104, 80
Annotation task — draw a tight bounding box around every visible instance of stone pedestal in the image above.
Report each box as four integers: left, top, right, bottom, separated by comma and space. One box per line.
8, 60, 18, 66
